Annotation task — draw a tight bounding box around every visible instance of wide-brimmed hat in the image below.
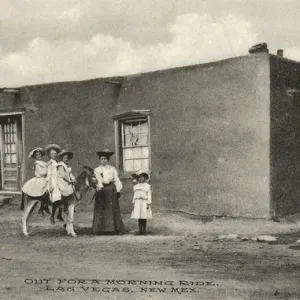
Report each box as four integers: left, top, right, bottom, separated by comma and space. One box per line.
57, 150, 74, 160
28, 147, 45, 159
96, 149, 114, 158
131, 169, 150, 182
45, 144, 62, 155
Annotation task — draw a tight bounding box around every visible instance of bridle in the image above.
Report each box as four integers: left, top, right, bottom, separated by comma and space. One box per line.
72, 170, 96, 205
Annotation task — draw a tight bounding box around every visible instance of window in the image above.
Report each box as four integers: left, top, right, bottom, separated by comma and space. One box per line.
113, 110, 151, 174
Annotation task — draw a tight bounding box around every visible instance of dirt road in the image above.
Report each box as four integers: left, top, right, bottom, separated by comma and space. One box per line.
1, 201, 300, 300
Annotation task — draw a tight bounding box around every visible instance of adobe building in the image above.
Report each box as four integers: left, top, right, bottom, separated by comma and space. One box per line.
1, 45, 300, 219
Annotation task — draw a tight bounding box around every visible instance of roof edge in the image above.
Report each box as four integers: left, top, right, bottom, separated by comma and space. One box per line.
4, 53, 275, 89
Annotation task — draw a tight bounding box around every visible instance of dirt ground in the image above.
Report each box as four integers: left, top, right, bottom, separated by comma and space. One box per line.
1, 200, 300, 300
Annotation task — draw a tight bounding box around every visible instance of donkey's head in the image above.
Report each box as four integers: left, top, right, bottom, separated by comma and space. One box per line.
74, 163, 97, 199
82, 165, 97, 190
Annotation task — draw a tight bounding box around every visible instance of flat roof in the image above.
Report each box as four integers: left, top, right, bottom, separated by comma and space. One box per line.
2, 52, 300, 90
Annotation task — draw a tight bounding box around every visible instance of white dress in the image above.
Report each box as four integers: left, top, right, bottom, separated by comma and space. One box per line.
94, 165, 123, 192
22, 161, 48, 197
131, 182, 152, 219
56, 162, 76, 197
47, 159, 61, 202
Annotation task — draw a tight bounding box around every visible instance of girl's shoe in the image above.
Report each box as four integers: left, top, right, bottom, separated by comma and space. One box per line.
57, 214, 64, 222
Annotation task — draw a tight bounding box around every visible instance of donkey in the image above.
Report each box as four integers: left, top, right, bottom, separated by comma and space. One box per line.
21, 164, 97, 237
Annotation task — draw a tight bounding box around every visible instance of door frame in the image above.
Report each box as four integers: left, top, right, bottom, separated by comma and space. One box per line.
0, 111, 25, 194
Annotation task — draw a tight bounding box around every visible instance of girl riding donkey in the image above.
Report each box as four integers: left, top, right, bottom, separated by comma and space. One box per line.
21, 147, 51, 214
46, 144, 65, 222
50, 149, 76, 225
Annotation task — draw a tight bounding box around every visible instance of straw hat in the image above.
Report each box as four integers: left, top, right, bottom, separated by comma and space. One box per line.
57, 150, 74, 160
96, 149, 114, 158
45, 144, 62, 155
28, 147, 45, 159
131, 169, 150, 182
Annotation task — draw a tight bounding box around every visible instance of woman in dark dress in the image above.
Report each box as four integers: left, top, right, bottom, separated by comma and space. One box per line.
92, 149, 125, 235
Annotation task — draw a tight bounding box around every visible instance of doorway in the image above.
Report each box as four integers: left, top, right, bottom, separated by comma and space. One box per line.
0, 114, 24, 191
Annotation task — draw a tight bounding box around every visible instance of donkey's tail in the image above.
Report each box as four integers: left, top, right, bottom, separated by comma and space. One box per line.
20, 192, 26, 211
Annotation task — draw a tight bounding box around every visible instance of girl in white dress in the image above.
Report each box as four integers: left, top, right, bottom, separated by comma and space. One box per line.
131, 170, 152, 235
56, 150, 76, 196
22, 147, 51, 215
56, 150, 76, 214
45, 144, 64, 222
45, 144, 62, 203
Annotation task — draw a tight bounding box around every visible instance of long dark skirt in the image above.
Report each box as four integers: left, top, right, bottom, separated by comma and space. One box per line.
92, 183, 125, 234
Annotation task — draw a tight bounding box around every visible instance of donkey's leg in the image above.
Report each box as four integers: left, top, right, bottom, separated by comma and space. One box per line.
22, 199, 39, 237
38, 201, 45, 216
51, 201, 59, 225
57, 207, 64, 222
67, 204, 76, 237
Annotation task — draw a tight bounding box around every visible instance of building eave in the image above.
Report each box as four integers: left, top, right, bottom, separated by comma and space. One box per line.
0, 88, 20, 94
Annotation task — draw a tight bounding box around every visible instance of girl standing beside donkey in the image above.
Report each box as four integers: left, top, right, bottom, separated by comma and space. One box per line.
131, 170, 152, 235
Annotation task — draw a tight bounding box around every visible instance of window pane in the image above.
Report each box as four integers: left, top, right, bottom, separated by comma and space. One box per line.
11, 144, 16, 153
5, 155, 11, 164
131, 122, 139, 134
124, 134, 140, 147
132, 147, 142, 159
139, 133, 148, 146
124, 148, 133, 159
11, 154, 17, 163
139, 120, 148, 133
141, 159, 149, 170
124, 160, 134, 172
141, 147, 149, 158
133, 160, 142, 171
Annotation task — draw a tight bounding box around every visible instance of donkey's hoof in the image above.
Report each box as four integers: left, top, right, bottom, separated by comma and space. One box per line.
50, 217, 55, 225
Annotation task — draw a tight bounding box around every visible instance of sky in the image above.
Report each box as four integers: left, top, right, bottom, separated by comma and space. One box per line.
0, 0, 300, 87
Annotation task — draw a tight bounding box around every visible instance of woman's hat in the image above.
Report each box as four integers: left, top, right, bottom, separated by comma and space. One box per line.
28, 147, 45, 159
57, 150, 74, 160
131, 169, 150, 182
45, 144, 62, 155
96, 149, 114, 158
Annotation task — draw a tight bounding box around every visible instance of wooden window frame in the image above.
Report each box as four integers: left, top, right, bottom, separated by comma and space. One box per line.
113, 110, 151, 177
